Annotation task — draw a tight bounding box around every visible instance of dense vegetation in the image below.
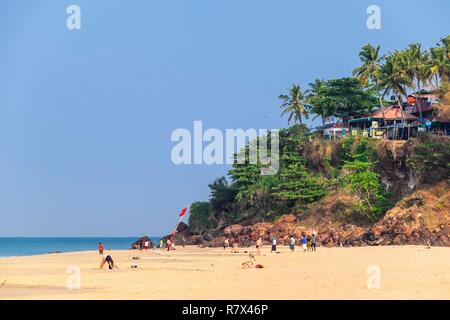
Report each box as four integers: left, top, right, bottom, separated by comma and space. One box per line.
187, 35, 450, 234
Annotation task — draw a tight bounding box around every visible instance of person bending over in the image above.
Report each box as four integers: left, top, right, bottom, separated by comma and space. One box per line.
100, 253, 118, 270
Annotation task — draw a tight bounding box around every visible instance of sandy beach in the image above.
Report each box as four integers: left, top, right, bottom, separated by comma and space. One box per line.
0, 245, 449, 300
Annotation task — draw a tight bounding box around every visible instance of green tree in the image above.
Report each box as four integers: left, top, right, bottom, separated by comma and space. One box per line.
306, 78, 378, 120
208, 177, 238, 213
188, 202, 214, 234
378, 52, 411, 124
279, 84, 309, 126
403, 44, 431, 116
353, 44, 388, 125
305, 79, 332, 126
274, 161, 328, 203
352, 44, 383, 86
429, 46, 450, 87
340, 137, 389, 221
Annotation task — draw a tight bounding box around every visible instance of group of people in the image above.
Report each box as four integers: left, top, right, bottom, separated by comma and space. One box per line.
223, 232, 318, 255
136, 238, 181, 251
287, 234, 317, 253
97, 236, 182, 270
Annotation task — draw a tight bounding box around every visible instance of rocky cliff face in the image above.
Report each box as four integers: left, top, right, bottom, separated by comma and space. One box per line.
168, 181, 449, 248
147, 139, 450, 249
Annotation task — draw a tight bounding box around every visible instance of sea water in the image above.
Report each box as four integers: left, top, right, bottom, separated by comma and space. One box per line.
0, 237, 161, 257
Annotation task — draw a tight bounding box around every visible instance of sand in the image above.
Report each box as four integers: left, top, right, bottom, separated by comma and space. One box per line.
0, 245, 449, 300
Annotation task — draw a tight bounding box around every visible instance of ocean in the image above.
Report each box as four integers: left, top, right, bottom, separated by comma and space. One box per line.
0, 237, 162, 257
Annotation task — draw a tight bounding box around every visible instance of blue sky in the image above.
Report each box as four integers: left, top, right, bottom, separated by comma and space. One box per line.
0, 0, 449, 236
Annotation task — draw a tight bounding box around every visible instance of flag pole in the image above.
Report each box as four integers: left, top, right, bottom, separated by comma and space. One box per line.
168, 207, 188, 251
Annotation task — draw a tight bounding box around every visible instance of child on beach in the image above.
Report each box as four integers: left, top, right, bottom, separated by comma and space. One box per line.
289, 236, 295, 252
98, 242, 104, 255
307, 236, 312, 252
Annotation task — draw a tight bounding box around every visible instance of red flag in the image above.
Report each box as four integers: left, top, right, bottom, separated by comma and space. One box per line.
179, 207, 187, 217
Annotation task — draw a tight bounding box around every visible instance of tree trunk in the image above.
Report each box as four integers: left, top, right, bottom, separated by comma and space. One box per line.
416, 78, 423, 117
397, 95, 405, 140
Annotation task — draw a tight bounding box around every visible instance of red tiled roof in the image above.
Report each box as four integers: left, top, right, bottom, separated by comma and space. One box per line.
372, 106, 418, 121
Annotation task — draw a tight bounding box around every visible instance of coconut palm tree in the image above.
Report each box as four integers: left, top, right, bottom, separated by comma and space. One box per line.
439, 35, 450, 59
305, 79, 329, 126
353, 44, 387, 125
378, 53, 411, 124
279, 84, 309, 126
429, 46, 449, 88
352, 44, 383, 86
435, 35, 450, 81
404, 43, 431, 116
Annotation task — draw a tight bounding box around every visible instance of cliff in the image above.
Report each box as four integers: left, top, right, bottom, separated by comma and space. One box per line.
141, 136, 450, 249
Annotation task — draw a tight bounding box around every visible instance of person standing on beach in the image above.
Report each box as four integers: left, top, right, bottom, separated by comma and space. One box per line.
182, 237, 186, 248
307, 235, 312, 252
256, 237, 262, 255
98, 242, 104, 255
289, 236, 295, 252
301, 235, 307, 252
223, 238, 229, 250
144, 240, 149, 251
271, 236, 277, 253
159, 239, 163, 249
311, 233, 317, 252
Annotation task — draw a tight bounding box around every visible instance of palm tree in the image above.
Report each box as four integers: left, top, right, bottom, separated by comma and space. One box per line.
279, 84, 309, 126
435, 35, 450, 81
429, 46, 449, 88
404, 43, 430, 116
352, 44, 383, 85
439, 35, 450, 59
353, 44, 387, 126
305, 79, 328, 126
378, 53, 411, 124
